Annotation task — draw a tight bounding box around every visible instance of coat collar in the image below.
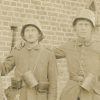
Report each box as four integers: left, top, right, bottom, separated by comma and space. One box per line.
75, 38, 92, 47
25, 44, 40, 50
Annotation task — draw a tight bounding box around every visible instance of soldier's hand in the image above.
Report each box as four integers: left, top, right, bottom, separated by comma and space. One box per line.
14, 39, 25, 50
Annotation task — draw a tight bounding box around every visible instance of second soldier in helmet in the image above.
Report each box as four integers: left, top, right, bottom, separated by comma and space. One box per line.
55, 9, 100, 100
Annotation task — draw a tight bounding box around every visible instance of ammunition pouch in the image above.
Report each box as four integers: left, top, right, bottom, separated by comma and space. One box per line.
22, 70, 39, 88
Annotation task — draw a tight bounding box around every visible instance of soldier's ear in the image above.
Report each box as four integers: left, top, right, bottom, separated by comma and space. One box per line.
73, 25, 77, 32
91, 27, 95, 34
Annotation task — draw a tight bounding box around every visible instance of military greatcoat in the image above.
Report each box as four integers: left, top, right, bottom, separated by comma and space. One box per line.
0, 45, 57, 100
54, 39, 100, 100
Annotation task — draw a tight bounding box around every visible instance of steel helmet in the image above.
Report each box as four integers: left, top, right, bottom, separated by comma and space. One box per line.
21, 19, 44, 42
73, 8, 95, 27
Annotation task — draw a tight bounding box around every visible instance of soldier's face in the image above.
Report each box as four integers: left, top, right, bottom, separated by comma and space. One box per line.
74, 20, 93, 41
24, 26, 40, 43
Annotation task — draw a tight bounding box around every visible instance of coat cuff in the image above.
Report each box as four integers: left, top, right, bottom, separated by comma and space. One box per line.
81, 73, 96, 92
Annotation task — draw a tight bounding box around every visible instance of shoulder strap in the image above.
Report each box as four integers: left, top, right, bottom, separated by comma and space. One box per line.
33, 48, 43, 72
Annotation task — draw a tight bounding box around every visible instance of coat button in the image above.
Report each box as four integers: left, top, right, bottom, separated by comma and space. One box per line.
79, 70, 84, 76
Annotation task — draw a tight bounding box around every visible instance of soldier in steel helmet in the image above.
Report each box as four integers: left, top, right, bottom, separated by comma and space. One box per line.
0, 19, 57, 100
55, 9, 100, 100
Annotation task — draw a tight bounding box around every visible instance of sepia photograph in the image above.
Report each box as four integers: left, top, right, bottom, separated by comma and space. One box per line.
0, 0, 100, 100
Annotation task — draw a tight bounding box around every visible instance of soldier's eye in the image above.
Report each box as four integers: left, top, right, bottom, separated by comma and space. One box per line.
31, 29, 34, 31
25, 29, 29, 32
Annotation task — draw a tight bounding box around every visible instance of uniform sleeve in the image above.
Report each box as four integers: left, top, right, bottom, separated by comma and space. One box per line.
81, 48, 100, 92
48, 51, 57, 100
54, 44, 66, 59
81, 73, 96, 92
0, 49, 15, 76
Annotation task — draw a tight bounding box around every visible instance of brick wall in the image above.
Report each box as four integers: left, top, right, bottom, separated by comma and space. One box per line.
0, 0, 100, 100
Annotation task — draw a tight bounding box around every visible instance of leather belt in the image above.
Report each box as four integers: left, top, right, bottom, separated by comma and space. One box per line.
70, 75, 84, 84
